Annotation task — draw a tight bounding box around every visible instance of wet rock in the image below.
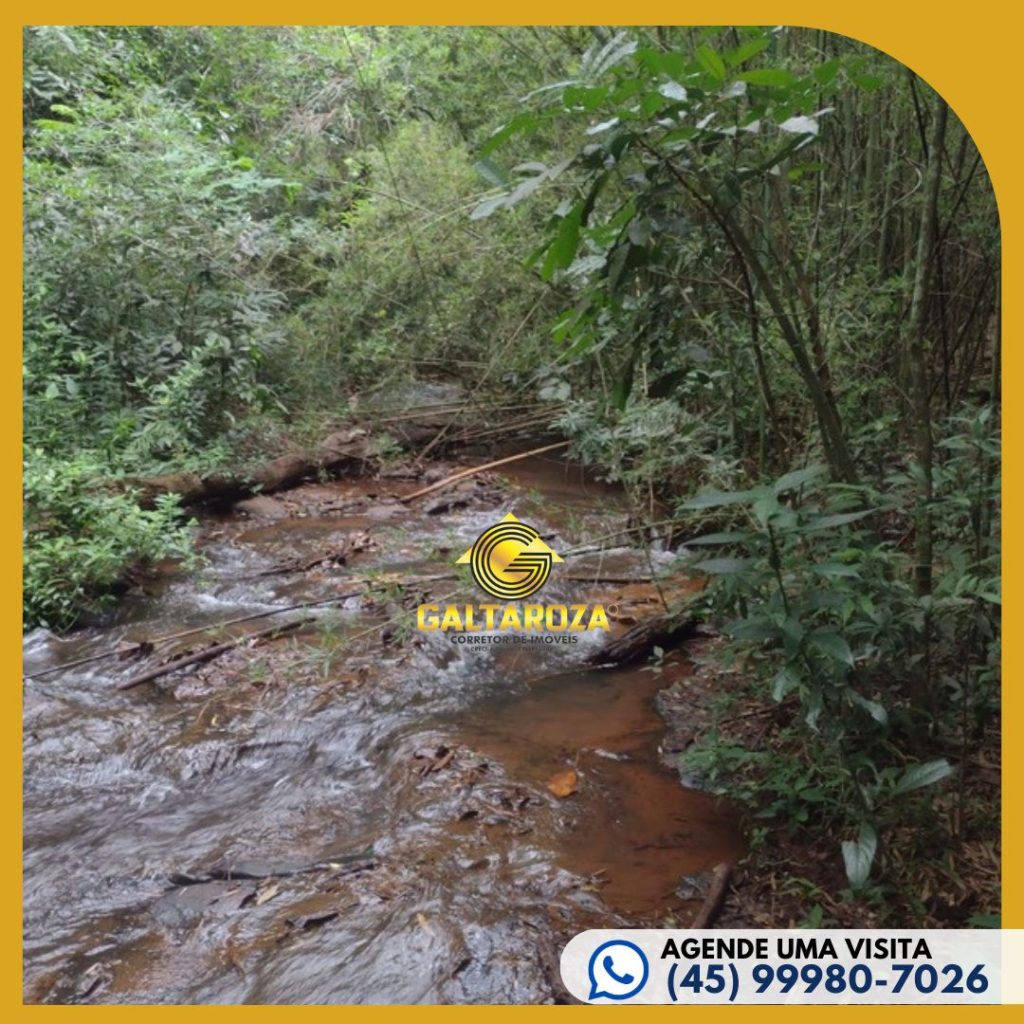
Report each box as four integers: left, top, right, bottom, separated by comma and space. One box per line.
424, 494, 471, 515
152, 879, 257, 927
235, 495, 289, 519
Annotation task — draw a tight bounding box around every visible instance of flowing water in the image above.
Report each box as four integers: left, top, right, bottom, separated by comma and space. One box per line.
23, 453, 742, 1004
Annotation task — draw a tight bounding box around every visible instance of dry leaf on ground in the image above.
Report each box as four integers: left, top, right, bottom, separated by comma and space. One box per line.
547, 768, 579, 798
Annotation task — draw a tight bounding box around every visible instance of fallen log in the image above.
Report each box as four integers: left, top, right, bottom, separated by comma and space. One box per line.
585, 600, 700, 667
117, 616, 315, 691
122, 429, 374, 509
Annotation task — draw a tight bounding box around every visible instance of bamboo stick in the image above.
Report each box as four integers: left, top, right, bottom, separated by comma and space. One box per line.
400, 440, 570, 504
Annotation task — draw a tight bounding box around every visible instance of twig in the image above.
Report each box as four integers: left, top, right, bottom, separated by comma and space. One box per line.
562, 574, 654, 584
117, 617, 316, 691
26, 573, 459, 681
25, 597, 346, 680
400, 441, 570, 504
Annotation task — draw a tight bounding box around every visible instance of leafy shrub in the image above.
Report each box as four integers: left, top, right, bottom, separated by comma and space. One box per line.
678, 408, 999, 889
272, 121, 560, 405
23, 453, 195, 631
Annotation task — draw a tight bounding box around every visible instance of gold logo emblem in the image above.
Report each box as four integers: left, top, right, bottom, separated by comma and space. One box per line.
456, 513, 564, 600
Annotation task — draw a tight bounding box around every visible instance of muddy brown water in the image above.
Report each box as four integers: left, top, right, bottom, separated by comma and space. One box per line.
23, 454, 742, 1004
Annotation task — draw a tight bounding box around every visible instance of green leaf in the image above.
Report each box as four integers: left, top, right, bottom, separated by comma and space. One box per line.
695, 44, 727, 82
726, 36, 769, 67
34, 118, 77, 132
738, 68, 797, 89
892, 759, 955, 795
686, 531, 750, 545
563, 84, 611, 111
772, 665, 801, 701
725, 618, 781, 641
752, 492, 786, 527
813, 58, 841, 86
967, 914, 1001, 928
541, 202, 583, 280
804, 509, 875, 531
474, 158, 509, 189
810, 563, 860, 579
693, 557, 756, 574
852, 73, 884, 91
480, 112, 539, 156
841, 824, 877, 889
658, 80, 688, 102
681, 488, 758, 509
810, 629, 854, 667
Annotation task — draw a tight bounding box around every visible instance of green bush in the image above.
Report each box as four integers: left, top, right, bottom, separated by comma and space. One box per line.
677, 408, 999, 889
23, 453, 195, 631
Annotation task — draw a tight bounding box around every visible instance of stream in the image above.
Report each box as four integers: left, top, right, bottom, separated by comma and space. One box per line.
23, 451, 742, 1004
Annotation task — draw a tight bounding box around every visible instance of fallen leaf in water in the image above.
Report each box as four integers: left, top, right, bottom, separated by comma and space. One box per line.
254, 881, 279, 906
547, 768, 579, 798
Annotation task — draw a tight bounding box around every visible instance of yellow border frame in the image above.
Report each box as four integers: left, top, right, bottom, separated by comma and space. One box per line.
7, 2, 1015, 1015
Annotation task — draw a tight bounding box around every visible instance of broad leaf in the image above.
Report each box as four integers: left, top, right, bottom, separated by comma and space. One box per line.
804, 509, 875, 531
480, 112, 540, 156
841, 824, 877, 889
773, 464, 826, 495
686, 531, 750, 545
725, 618, 781, 641
681, 488, 758, 509
892, 759, 954, 795
779, 115, 820, 136
849, 689, 888, 725
738, 68, 797, 88
695, 44, 727, 82
726, 36, 769, 67
810, 629, 854, 666
772, 665, 801, 701
658, 81, 688, 102
693, 557, 756, 574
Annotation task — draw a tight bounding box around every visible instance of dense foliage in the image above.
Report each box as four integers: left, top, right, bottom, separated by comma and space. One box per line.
471, 27, 999, 912
23, 26, 999, 920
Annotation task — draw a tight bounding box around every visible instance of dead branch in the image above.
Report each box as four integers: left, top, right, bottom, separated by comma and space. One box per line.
400, 440, 570, 504
690, 862, 732, 928
27, 573, 460, 682
116, 617, 316, 691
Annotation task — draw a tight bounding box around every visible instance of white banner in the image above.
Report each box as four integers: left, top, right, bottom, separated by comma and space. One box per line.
560, 929, 1022, 1004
